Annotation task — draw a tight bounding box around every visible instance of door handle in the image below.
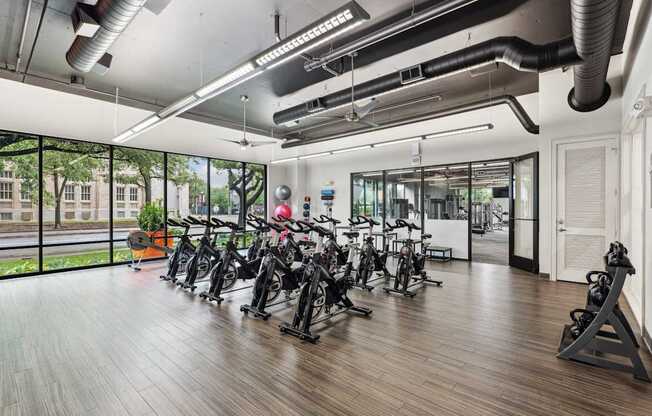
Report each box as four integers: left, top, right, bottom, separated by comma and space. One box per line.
558, 228, 567, 232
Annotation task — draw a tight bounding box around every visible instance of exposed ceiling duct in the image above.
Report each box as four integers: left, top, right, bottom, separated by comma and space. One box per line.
303, 0, 480, 73
274, 36, 580, 127
281, 95, 538, 148
568, 0, 632, 112
66, 0, 148, 74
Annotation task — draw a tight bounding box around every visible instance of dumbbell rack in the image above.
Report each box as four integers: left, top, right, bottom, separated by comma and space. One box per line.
557, 248, 650, 382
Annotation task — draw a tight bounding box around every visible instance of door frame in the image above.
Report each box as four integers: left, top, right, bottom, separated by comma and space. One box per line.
550, 133, 621, 281
509, 152, 539, 273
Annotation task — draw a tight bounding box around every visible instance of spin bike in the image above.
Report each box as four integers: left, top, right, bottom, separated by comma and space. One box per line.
177, 217, 226, 291
246, 214, 267, 261
383, 219, 442, 297
279, 220, 372, 343
312, 214, 349, 268
240, 219, 307, 320
160, 217, 196, 282
349, 215, 393, 291
199, 220, 264, 304
273, 215, 306, 264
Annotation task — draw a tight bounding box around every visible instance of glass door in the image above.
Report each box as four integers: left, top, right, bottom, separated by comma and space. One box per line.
509, 152, 539, 273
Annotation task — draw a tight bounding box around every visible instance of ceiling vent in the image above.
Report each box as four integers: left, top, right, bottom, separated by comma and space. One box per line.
400, 64, 425, 85
306, 98, 326, 113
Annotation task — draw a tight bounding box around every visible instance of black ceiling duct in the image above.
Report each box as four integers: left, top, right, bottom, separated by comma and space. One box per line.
568, 0, 631, 112
281, 95, 539, 149
274, 36, 580, 126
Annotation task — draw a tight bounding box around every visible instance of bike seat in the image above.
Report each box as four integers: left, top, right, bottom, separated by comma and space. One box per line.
343, 231, 359, 239
422, 233, 432, 239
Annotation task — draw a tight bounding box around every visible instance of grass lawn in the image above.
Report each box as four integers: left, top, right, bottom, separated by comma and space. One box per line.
0, 233, 254, 277
0, 247, 160, 276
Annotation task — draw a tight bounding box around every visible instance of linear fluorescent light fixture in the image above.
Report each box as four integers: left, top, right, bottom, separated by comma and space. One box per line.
298, 152, 331, 160
195, 63, 256, 98
114, 130, 134, 143
257, 4, 369, 69
332, 145, 372, 154
424, 124, 493, 140
270, 124, 493, 164
132, 115, 161, 133
158, 95, 198, 118
111, 1, 369, 144
271, 157, 300, 165
373, 136, 422, 147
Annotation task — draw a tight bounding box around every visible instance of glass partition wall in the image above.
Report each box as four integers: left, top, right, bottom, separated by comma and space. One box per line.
351, 171, 383, 221
351, 154, 537, 271
423, 164, 470, 259
470, 161, 511, 265
0, 129, 267, 279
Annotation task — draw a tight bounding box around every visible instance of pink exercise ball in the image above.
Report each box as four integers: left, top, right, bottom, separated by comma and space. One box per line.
274, 204, 292, 219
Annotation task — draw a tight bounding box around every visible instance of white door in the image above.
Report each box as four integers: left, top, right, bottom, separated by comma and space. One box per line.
556, 139, 618, 282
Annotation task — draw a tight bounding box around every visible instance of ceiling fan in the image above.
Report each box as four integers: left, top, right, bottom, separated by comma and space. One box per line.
218, 95, 278, 150
311, 52, 380, 128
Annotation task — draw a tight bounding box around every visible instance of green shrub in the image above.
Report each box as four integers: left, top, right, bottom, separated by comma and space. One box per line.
138, 203, 164, 232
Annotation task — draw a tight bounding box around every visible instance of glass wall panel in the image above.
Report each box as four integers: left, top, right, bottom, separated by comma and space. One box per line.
423, 164, 469, 260
210, 160, 243, 225
513, 157, 534, 259
471, 161, 511, 265
0, 128, 266, 278
43, 243, 110, 271
0, 132, 39, 257
112, 147, 165, 260
245, 163, 266, 218
352, 171, 383, 221
0, 247, 38, 277
385, 168, 421, 241
167, 154, 208, 236
42, 139, 110, 244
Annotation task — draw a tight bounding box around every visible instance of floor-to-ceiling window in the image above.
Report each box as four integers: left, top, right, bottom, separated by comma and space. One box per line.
0, 129, 267, 279
113, 147, 165, 262
0, 132, 39, 276
42, 138, 110, 271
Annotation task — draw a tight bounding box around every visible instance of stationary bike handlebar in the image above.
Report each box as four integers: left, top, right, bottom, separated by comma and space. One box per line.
272, 215, 291, 222
389, 219, 421, 231
285, 220, 309, 234
255, 217, 285, 233
297, 220, 333, 238
185, 215, 202, 225
166, 218, 184, 227
312, 214, 341, 225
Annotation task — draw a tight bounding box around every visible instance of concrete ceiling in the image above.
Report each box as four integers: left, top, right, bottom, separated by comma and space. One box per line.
0, 0, 572, 140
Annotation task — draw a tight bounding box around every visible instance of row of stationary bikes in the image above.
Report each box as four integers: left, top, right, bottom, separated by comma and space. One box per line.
158, 213, 442, 342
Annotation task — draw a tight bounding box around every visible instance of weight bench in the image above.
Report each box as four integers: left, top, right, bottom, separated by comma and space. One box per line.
424, 246, 452, 262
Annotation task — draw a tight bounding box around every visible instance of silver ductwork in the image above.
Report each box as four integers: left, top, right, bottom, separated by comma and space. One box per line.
568, 0, 628, 112
66, 0, 147, 73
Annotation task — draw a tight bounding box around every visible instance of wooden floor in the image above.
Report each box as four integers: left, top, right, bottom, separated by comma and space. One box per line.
1, 260, 651, 416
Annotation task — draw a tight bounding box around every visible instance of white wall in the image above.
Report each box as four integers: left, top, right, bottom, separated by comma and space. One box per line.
620, 0, 652, 338
284, 57, 623, 275
0, 77, 272, 163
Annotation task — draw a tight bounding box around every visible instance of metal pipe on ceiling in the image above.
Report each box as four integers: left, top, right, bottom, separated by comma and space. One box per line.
567, 0, 628, 111
275, 36, 580, 126
66, 0, 147, 73
303, 0, 480, 72
281, 95, 538, 149
15, 0, 32, 72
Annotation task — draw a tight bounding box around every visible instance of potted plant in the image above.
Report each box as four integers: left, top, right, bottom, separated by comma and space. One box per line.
136, 203, 170, 258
